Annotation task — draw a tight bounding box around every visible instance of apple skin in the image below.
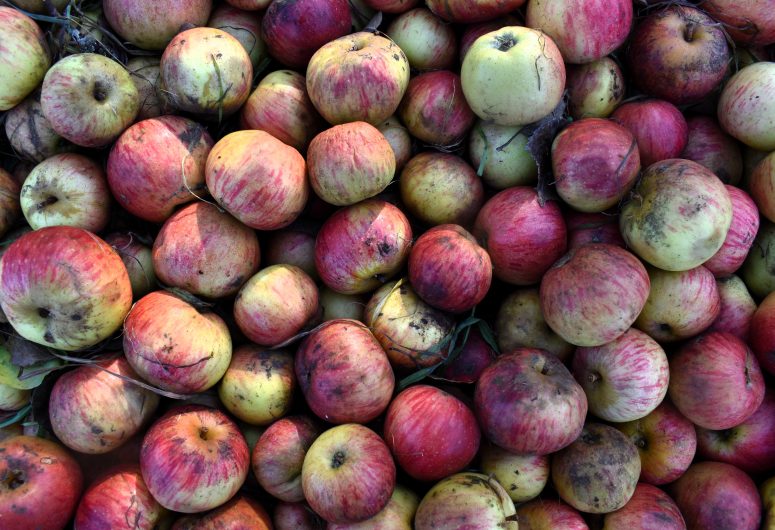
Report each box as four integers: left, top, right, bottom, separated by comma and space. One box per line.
172, 495, 272, 529
123, 290, 232, 394
364, 280, 454, 370
127, 56, 170, 120
234, 264, 318, 346
265, 226, 317, 281
398, 70, 475, 147
751, 290, 775, 375
301, 423, 396, 524
0, 435, 83, 530
573, 328, 669, 423
240, 70, 324, 153
408, 224, 492, 314
0, 7, 51, 111
307, 121, 395, 206
681, 115, 743, 185
377, 116, 412, 171
627, 5, 729, 105
526, 0, 632, 64
635, 265, 720, 342
8, 1, 69, 13
671, 461, 761, 530
565, 211, 625, 250
702, 0, 775, 46
540, 243, 650, 347
426, 0, 525, 23
252, 415, 321, 502
0, 169, 21, 240
473, 186, 567, 285
141, 405, 249, 514
152, 202, 260, 299
315, 199, 412, 295
4, 93, 69, 162
161, 27, 252, 118
0, 226, 132, 351
262, 0, 351, 69
459, 15, 522, 62
740, 219, 775, 298
74, 465, 166, 530
363, 0, 419, 13
436, 327, 497, 384
49, 357, 160, 455
461, 26, 565, 126
516, 499, 588, 530
668, 331, 765, 430
567, 57, 625, 119
718, 62, 775, 151
710, 274, 757, 340
103, 0, 211, 50
387, 8, 456, 71
41, 53, 139, 148
273, 502, 325, 529
697, 389, 775, 474
474, 348, 588, 455
704, 185, 760, 276
480, 444, 549, 503
319, 288, 365, 322
328, 484, 418, 530
603, 482, 685, 529
611, 100, 688, 167
207, 4, 266, 68
414, 472, 517, 529
295, 319, 394, 424
104, 232, 157, 300
467, 119, 537, 189
107, 115, 213, 223
750, 150, 775, 223
552, 422, 641, 514
620, 158, 733, 271
226, 0, 271, 9
218, 346, 295, 426
0, 383, 29, 411
383, 385, 480, 482
400, 152, 484, 227
762, 477, 775, 530
551, 118, 640, 212
206, 130, 308, 230
306, 32, 410, 126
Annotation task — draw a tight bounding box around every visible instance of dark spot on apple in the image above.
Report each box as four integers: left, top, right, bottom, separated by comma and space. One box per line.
2, 469, 26, 490
43, 331, 54, 343
71, 314, 81, 321
658, 322, 672, 333
494, 33, 517, 52
331, 450, 346, 469
91, 425, 103, 435
393, 54, 399, 61
37, 307, 50, 318
377, 241, 392, 256
11, 503, 26, 514
178, 124, 204, 153
198, 270, 204, 275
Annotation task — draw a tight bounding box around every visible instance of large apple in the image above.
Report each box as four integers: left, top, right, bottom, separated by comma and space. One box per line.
461, 26, 565, 126
103, 0, 212, 50
718, 62, 775, 151
0, 7, 50, 111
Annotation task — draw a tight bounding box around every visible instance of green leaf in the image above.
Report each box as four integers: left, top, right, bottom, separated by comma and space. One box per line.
477, 320, 501, 355
0, 404, 31, 429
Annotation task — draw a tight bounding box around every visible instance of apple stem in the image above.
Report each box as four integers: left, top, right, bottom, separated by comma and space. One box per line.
683, 21, 697, 42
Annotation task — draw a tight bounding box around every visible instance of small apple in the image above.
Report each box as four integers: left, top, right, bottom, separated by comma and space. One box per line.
104, 232, 156, 300
467, 119, 537, 189
386, 8, 456, 70
515, 499, 588, 529
480, 444, 549, 503
207, 3, 266, 67
566, 56, 625, 119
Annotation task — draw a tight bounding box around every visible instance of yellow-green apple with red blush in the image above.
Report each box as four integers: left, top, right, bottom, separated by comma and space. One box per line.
208, 3, 266, 68
328, 485, 418, 530
566, 57, 625, 119
104, 232, 156, 300
377, 116, 411, 171
480, 443, 549, 503
103, 0, 211, 50
0, 7, 50, 111
718, 63, 775, 151
0, 383, 29, 411
319, 287, 365, 322
458, 16, 522, 62
386, 8, 456, 71
173, 495, 272, 529
468, 120, 536, 189
749, 151, 775, 223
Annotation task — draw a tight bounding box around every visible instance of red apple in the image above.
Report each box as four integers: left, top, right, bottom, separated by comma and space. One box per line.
749, 150, 775, 223
703, 185, 760, 276
273, 502, 324, 529
436, 327, 496, 384
516, 499, 588, 530
681, 115, 743, 185
265, 225, 317, 281
103, 0, 212, 50
207, 4, 266, 68
386, 8, 457, 71
750, 289, 775, 375
172, 495, 271, 529
603, 483, 685, 529
327, 485, 418, 530
702, 0, 775, 46
426, 0, 525, 23
611, 99, 688, 167
565, 211, 625, 250
0, 169, 21, 241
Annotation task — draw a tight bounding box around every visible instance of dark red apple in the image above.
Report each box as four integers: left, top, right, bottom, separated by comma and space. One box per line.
603, 482, 685, 529
681, 115, 743, 185
750, 289, 775, 375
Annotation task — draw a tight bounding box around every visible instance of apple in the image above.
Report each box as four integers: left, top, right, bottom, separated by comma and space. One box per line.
515, 499, 588, 530
327, 484, 418, 530
0, 7, 50, 111
426, 0, 525, 23
526, 0, 632, 64
0, 383, 29, 411
240, 69, 324, 153
702, 0, 775, 46
20, 152, 110, 232
611, 100, 688, 167
173, 495, 271, 529
495, 288, 573, 362
123, 290, 232, 394
671, 461, 761, 530
566, 56, 625, 119
141, 405, 249, 513
750, 150, 775, 223
363, 0, 419, 13
386, 8, 456, 71
74, 465, 166, 530
475, 348, 588, 455
0, 435, 83, 530
262, 0, 351, 69
400, 152, 484, 227
704, 185, 760, 276
540, 243, 650, 347
414, 472, 517, 529
265, 226, 317, 280
436, 327, 496, 384
627, 5, 729, 105
41, 53, 139, 148
295, 319, 394, 424
218, 346, 295, 426
762, 477, 775, 530
458, 16, 523, 62
750, 289, 775, 374
206, 130, 308, 230
315, 199, 412, 295
408, 224, 491, 314
306, 32, 410, 126
107, 115, 213, 223
710, 274, 758, 340
552, 422, 641, 514
480, 444, 549, 503
273, 502, 324, 529
152, 202, 259, 299
4, 93, 68, 162
103, 0, 212, 50
635, 265, 720, 342
461, 26, 565, 126
551, 118, 640, 212
0, 226, 132, 350
573, 327, 669, 423
127, 56, 170, 120
718, 62, 775, 151
252, 415, 321, 502
668, 331, 765, 430
307, 121, 395, 206
161, 27, 252, 118
377, 116, 412, 171
319, 287, 365, 322
398, 70, 475, 147
681, 115, 743, 185
104, 232, 156, 300
740, 219, 775, 298
0, 169, 21, 239
208, 3, 266, 67
620, 158, 733, 271
225, 0, 271, 9
301, 423, 396, 524
363, 280, 454, 370
473, 186, 567, 285
565, 211, 626, 250
603, 483, 685, 529
467, 119, 537, 189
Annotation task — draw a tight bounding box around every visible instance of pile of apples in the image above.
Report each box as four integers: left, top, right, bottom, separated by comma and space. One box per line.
2, 0, 775, 528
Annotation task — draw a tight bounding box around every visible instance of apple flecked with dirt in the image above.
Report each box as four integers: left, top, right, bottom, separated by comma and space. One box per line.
2, 2, 775, 528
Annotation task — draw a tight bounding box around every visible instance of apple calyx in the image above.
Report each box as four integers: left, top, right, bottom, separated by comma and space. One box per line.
2, 469, 25, 490
494, 33, 517, 52
331, 450, 346, 469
